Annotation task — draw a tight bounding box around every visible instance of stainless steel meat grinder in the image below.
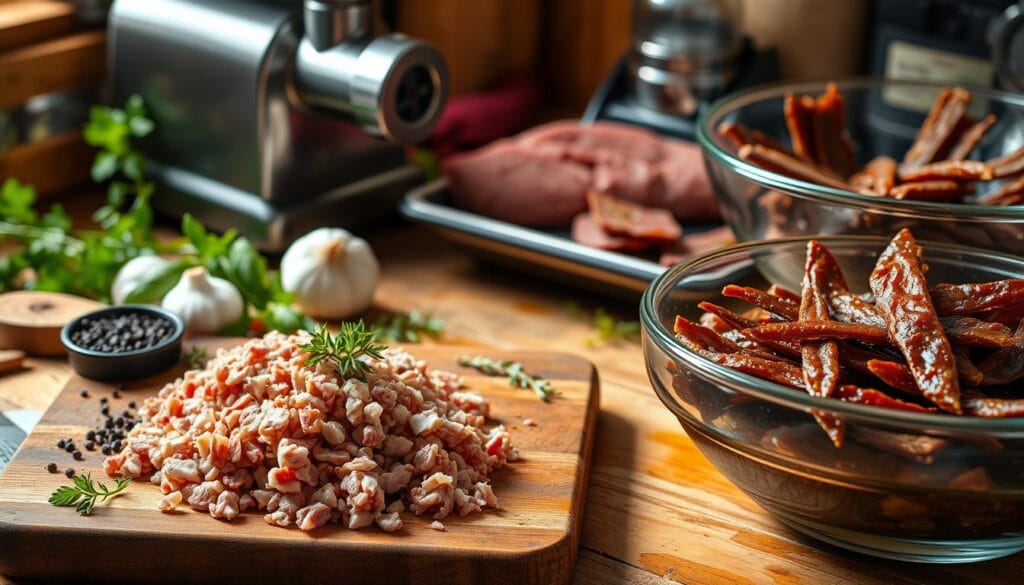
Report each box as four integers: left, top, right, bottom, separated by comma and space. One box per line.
108, 0, 449, 249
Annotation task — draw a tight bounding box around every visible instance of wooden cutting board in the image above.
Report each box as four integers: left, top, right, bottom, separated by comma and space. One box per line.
0, 340, 599, 585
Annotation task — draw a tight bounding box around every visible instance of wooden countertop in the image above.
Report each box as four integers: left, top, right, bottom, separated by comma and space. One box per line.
1, 215, 1022, 584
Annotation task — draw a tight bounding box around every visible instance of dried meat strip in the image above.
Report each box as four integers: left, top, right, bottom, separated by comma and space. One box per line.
785, 93, 817, 162
978, 323, 1024, 386
800, 242, 841, 398
898, 160, 994, 182
586, 191, 683, 241
938, 316, 1016, 348
849, 156, 897, 196
717, 122, 789, 153
952, 344, 985, 387
866, 359, 922, 395
979, 175, 1024, 206
949, 114, 996, 161
739, 144, 849, 190
673, 316, 743, 355
963, 394, 1024, 418
722, 285, 800, 321
767, 284, 801, 304
708, 353, 806, 390
902, 88, 971, 171
812, 83, 857, 178
570, 213, 655, 252
834, 385, 934, 413
869, 229, 961, 413
988, 145, 1024, 179
888, 180, 971, 201
930, 279, 1024, 316
746, 320, 891, 344
698, 302, 800, 358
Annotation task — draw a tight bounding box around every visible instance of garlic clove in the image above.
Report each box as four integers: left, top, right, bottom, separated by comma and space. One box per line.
161, 266, 244, 335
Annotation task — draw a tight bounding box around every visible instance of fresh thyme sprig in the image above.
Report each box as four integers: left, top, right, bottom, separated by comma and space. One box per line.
374, 310, 445, 343
300, 321, 388, 381
182, 345, 208, 370
49, 474, 132, 516
457, 355, 557, 401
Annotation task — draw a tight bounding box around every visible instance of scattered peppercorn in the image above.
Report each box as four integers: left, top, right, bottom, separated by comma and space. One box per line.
56, 439, 66, 449
100, 397, 108, 404
128, 401, 136, 409
105, 419, 114, 429
113, 440, 123, 451
46, 463, 58, 473
72, 450, 83, 461
101, 445, 112, 455
79, 389, 89, 398
100, 406, 109, 416
85, 441, 96, 451
69, 312, 174, 354
63, 442, 75, 453
64, 468, 75, 478
113, 390, 122, 399
86, 430, 96, 441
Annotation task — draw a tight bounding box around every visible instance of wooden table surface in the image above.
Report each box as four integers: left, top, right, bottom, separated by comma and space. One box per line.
1, 208, 1023, 584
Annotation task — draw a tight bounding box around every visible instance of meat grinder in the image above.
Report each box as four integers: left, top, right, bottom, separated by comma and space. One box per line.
108, 0, 449, 250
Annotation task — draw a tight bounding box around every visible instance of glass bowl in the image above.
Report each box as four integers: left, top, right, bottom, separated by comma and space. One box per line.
697, 79, 1024, 255
641, 235, 1024, 563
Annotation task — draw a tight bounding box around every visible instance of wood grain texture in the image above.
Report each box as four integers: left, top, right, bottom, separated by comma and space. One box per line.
1, 210, 1023, 584
0, 30, 105, 110
0, 0, 74, 52
0, 130, 93, 197
0, 340, 599, 585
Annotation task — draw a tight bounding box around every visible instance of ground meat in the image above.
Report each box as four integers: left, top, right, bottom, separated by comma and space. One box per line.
105, 332, 515, 532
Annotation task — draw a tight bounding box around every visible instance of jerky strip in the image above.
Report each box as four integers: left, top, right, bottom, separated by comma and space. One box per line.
827, 292, 886, 327
738, 145, 849, 190
746, 320, 890, 344
869, 229, 961, 413
784, 93, 817, 162
767, 284, 801, 304
812, 83, 857, 177
939, 316, 1016, 348
930, 279, 1024, 315
979, 175, 1024, 206
717, 122, 789, 153
889, 180, 971, 201
708, 353, 806, 390
902, 88, 971, 171
952, 344, 984, 387
850, 156, 897, 196
698, 302, 800, 358
834, 385, 934, 413
949, 114, 996, 161
673, 316, 743, 354
800, 241, 841, 398
963, 395, 1024, 418
988, 146, 1024, 179
722, 285, 800, 321
978, 323, 1024, 386
898, 160, 994, 182
866, 359, 922, 395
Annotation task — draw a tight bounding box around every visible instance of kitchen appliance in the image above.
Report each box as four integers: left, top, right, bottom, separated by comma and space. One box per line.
991, 0, 1024, 92
108, 0, 449, 250
583, 0, 779, 140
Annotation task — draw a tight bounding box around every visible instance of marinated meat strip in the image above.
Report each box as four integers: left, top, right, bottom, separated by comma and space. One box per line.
799, 242, 841, 399
767, 284, 801, 304
738, 144, 849, 190
698, 302, 800, 358
709, 352, 806, 390
898, 160, 994, 182
570, 213, 654, 252
849, 427, 950, 464
963, 394, 1024, 418
978, 323, 1024, 386
979, 175, 1024, 206
866, 359, 921, 395
889, 180, 971, 201
850, 156, 897, 196
785, 93, 818, 162
988, 146, 1024, 179
586, 191, 682, 242
952, 344, 985, 387
901, 87, 971, 171
673, 316, 744, 355
939, 316, 1016, 349
930, 279, 1024, 316
948, 114, 996, 161
812, 83, 857, 177
722, 285, 799, 321
746, 320, 890, 344
717, 122, 789, 153
834, 385, 934, 413
870, 229, 961, 413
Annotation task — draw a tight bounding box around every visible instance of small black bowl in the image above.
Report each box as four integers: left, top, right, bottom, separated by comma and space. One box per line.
60, 305, 184, 381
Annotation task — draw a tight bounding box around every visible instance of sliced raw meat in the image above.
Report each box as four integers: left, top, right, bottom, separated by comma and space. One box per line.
570, 213, 655, 252
518, 120, 666, 164
659, 226, 735, 266
587, 191, 682, 242
445, 141, 591, 226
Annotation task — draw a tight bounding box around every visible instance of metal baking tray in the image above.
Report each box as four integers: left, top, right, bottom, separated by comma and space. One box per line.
400, 179, 720, 300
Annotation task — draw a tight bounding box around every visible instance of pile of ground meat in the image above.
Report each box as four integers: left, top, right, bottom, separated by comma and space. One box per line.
104, 331, 516, 532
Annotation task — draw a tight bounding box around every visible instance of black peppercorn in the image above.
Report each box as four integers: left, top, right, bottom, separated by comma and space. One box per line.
56, 439, 66, 449
86, 430, 96, 441
64, 468, 75, 478
46, 463, 58, 473
79, 389, 89, 398
113, 390, 122, 399
113, 440, 123, 451
72, 450, 83, 461
100, 406, 109, 416
128, 401, 137, 409
100, 397, 108, 404
85, 441, 96, 451
64, 442, 75, 453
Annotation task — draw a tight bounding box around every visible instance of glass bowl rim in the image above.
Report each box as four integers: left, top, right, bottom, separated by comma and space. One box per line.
696, 77, 1024, 222
641, 234, 1024, 433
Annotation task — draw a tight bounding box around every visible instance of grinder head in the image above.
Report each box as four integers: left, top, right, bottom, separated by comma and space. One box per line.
295, 0, 448, 144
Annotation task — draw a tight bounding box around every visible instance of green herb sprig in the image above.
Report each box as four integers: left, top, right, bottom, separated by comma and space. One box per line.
567, 303, 640, 347
299, 321, 388, 381
182, 345, 208, 370
49, 474, 132, 516
374, 310, 445, 343
457, 355, 557, 401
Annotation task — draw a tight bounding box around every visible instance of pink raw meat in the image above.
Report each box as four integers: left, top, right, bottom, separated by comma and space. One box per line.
445, 141, 591, 227
518, 120, 666, 164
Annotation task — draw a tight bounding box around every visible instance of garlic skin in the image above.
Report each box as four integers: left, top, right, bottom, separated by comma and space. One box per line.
111, 254, 172, 305
161, 266, 244, 334
280, 228, 380, 319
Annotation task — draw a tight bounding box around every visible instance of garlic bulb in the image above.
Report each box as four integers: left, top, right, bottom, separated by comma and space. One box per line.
161, 266, 244, 334
280, 228, 380, 319
111, 254, 173, 304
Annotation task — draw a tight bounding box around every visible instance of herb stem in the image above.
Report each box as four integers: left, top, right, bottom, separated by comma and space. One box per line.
457, 355, 557, 401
